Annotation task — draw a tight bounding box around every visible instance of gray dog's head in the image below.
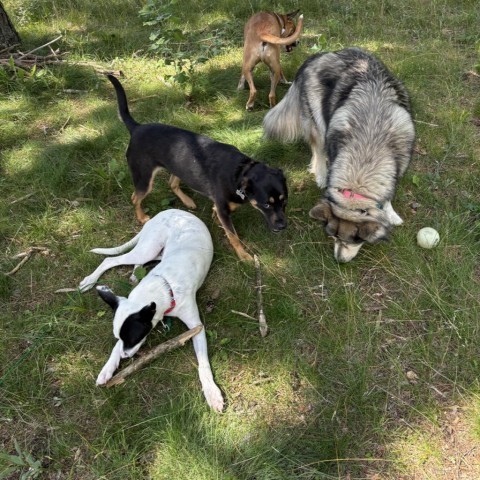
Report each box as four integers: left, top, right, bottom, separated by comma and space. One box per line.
309, 199, 390, 262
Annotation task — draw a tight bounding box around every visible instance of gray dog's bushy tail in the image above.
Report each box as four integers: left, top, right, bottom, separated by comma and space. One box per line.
107, 74, 139, 135
263, 81, 303, 142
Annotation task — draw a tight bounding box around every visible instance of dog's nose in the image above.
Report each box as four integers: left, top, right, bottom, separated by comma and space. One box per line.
273, 220, 287, 232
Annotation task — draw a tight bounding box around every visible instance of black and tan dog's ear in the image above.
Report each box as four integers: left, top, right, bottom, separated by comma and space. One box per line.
96, 285, 119, 311
287, 9, 300, 18
358, 222, 390, 244
309, 200, 332, 224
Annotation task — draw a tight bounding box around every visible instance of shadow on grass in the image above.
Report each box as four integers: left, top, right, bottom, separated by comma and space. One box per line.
2, 3, 480, 475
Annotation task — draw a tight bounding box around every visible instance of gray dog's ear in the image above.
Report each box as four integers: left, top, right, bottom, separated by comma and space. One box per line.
358, 222, 390, 244
96, 285, 119, 311
287, 9, 300, 18
309, 200, 332, 224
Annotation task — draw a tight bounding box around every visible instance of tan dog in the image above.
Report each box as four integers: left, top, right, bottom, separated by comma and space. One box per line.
238, 10, 304, 110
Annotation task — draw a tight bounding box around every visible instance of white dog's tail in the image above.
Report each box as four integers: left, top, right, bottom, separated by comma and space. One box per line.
263, 81, 302, 142
90, 232, 141, 256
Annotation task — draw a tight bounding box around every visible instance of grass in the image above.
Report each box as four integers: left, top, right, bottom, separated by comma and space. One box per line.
1, 0, 479, 478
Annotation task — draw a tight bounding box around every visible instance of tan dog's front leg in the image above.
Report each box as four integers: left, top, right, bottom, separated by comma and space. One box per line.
265, 48, 283, 108
237, 73, 246, 90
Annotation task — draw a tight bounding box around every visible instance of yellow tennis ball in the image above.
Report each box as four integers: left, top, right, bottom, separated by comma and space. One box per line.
417, 227, 440, 249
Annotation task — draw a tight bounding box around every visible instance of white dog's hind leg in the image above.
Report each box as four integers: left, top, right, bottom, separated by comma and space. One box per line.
181, 309, 224, 412
96, 340, 123, 385
384, 201, 403, 225
79, 256, 129, 292
80, 251, 162, 292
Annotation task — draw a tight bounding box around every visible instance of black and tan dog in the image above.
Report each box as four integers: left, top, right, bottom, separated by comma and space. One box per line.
107, 74, 288, 261
238, 10, 304, 110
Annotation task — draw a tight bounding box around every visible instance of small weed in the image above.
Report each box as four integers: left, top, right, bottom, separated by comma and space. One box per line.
0, 441, 43, 480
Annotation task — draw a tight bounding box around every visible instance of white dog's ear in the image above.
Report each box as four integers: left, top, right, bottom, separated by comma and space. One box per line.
143, 302, 156, 317
96, 285, 119, 311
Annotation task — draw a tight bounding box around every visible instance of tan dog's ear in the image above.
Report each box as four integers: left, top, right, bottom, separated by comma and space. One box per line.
358, 222, 389, 243
286, 9, 300, 18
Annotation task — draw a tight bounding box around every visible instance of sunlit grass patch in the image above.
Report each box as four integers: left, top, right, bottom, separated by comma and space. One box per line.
1, 0, 480, 478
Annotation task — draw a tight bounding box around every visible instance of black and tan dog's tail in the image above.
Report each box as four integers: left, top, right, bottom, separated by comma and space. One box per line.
107, 74, 139, 135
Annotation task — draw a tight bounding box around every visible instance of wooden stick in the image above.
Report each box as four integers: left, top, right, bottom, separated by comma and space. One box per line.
105, 325, 203, 387
231, 310, 257, 321
17, 35, 63, 59
253, 254, 268, 337
6, 247, 49, 275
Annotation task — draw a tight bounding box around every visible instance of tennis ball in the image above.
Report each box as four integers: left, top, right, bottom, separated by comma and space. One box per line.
417, 227, 440, 249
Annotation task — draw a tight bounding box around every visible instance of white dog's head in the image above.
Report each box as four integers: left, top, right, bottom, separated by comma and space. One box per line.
96, 285, 157, 358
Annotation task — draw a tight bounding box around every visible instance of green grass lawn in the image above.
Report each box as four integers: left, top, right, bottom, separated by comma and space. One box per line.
1, 0, 479, 478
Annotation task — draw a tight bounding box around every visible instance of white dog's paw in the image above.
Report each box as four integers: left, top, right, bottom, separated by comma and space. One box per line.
79, 276, 95, 292
203, 382, 225, 412
129, 272, 139, 285
96, 366, 115, 386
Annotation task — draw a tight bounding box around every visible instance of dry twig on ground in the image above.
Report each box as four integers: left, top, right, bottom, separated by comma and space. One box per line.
6, 247, 50, 276
254, 254, 268, 337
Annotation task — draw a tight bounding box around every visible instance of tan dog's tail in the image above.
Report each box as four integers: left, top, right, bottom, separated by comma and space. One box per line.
259, 14, 304, 45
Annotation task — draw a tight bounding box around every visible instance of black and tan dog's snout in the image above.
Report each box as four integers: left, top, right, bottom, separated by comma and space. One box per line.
264, 210, 287, 233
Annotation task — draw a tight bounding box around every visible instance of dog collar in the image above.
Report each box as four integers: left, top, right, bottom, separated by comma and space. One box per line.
339, 189, 384, 209
164, 288, 176, 314
236, 188, 247, 200
236, 159, 258, 201
272, 12, 286, 35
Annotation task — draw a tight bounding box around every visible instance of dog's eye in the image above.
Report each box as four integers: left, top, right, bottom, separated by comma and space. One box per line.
264, 203, 271, 209
360, 209, 368, 215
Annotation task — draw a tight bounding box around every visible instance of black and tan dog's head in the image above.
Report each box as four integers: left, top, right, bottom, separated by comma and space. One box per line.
281, 10, 301, 52
241, 163, 288, 233
309, 199, 390, 263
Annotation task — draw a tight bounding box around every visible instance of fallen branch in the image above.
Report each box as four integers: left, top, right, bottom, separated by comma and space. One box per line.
73, 61, 123, 76
105, 325, 203, 387
254, 254, 268, 337
6, 247, 50, 276
10, 192, 35, 205
17, 35, 63, 59
0, 36, 65, 70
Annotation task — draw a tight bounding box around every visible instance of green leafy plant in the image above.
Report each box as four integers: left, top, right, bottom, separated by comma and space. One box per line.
0, 441, 43, 479
139, 0, 222, 88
